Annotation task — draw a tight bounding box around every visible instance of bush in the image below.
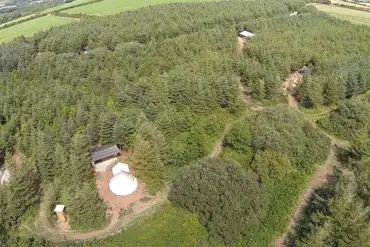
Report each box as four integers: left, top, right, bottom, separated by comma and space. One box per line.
168, 157, 267, 244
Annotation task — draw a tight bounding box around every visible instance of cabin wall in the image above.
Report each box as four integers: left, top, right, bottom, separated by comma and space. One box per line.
93, 158, 118, 173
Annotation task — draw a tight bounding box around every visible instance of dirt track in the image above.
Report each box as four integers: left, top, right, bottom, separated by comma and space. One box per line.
37, 189, 167, 242
273, 73, 349, 247
273, 145, 338, 247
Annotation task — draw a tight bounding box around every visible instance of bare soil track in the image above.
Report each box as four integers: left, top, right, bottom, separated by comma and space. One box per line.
273, 72, 349, 247
273, 145, 339, 247
37, 189, 168, 242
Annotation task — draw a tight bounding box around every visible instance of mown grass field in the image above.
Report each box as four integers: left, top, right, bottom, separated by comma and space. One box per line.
63, 0, 213, 16
314, 3, 370, 26
0, 15, 76, 43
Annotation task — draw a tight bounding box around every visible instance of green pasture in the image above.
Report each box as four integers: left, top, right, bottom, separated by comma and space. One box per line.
314, 3, 370, 26
42, 0, 96, 14
0, 15, 76, 43
63, 0, 213, 16
0, 13, 37, 28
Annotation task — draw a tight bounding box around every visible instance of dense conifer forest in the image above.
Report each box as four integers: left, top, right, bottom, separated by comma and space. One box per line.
0, 0, 369, 246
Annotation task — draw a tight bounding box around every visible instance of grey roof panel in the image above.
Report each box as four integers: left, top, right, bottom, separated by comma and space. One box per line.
91, 144, 120, 162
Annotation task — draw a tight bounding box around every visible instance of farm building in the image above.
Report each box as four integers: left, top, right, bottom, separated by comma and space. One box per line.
238, 30, 255, 39
91, 144, 121, 172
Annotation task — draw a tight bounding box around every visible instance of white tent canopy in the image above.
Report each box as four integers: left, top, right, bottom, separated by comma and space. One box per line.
109, 172, 138, 196
112, 163, 130, 176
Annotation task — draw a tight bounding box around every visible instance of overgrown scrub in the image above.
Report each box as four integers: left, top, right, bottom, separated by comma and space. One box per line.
317, 96, 370, 142
224, 106, 331, 178
287, 167, 370, 247
168, 158, 267, 244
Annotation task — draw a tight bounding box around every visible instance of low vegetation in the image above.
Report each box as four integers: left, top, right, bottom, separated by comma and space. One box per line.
0, 0, 369, 246
287, 148, 370, 246
169, 158, 267, 244
62, 203, 211, 247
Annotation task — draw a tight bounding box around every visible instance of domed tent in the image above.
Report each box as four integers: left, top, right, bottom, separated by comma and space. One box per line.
112, 163, 130, 176
109, 172, 138, 196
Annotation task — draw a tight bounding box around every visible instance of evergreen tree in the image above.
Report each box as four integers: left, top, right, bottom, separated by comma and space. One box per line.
6, 166, 40, 227
36, 131, 55, 182
66, 133, 93, 183
99, 114, 114, 144
133, 122, 166, 192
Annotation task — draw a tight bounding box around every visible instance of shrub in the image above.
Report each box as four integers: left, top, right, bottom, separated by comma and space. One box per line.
168, 157, 267, 244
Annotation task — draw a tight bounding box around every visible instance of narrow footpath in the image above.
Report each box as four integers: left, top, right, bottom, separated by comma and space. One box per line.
36, 189, 168, 242
272, 73, 349, 247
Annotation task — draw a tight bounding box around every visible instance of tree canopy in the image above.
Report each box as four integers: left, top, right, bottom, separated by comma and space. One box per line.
168, 157, 267, 244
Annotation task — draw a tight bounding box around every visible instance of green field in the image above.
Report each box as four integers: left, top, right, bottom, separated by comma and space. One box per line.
0, 15, 76, 43
0, 13, 37, 28
314, 3, 370, 26
63, 203, 213, 247
331, 0, 370, 9
0, 0, 93, 28
41, 0, 96, 14
63, 0, 212, 16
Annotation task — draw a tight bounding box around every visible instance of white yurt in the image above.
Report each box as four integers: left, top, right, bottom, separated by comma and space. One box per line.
112, 163, 130, 176
109, 172, 138, 196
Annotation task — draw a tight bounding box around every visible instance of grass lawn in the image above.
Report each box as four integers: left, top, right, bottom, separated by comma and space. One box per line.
0, 15, 76, 43
63, 0, 213, 16
62, 203, 215, 247
314, 3, 370, 26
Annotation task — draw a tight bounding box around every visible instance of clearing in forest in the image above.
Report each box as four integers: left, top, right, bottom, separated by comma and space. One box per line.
282, 71, 303, 108
237, 37, 245, 54
36, 152, 168, 242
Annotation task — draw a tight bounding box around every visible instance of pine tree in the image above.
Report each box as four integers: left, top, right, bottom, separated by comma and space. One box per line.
36, 131, 55, 182
6, 166, 40, 226
66, 133, 93, 183
99, 114, 114, 144
66, 182, 106, 231
132, 122, 166, 192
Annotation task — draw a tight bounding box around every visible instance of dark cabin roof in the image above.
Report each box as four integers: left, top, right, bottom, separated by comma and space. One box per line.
91, 144, 120, 162
298, 65, 313, 75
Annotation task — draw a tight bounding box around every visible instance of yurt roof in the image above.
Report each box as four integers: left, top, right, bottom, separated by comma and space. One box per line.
112, 163, 130, 176
109, 172, 138, 196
